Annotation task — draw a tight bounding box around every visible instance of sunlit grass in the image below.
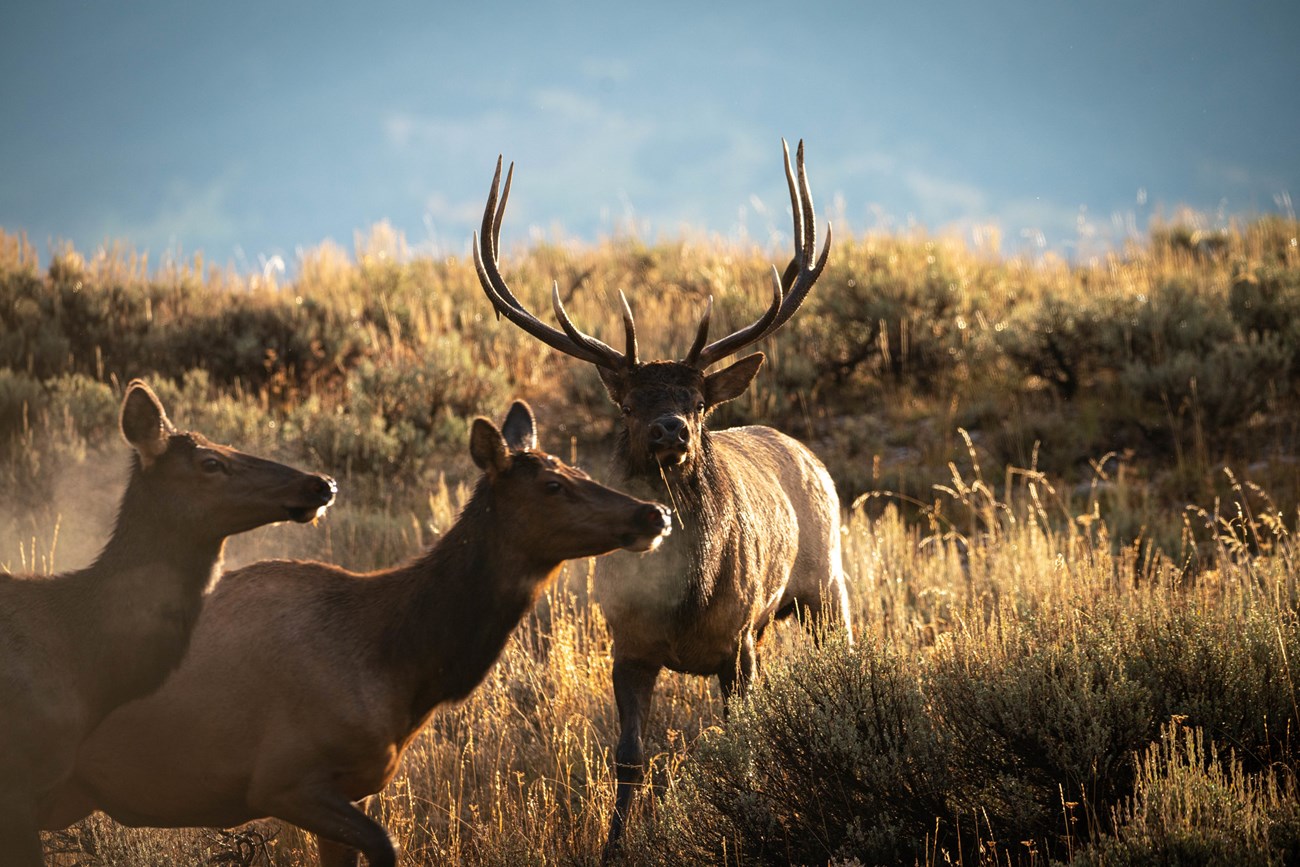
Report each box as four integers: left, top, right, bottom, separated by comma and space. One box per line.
40, 471, 1298, 865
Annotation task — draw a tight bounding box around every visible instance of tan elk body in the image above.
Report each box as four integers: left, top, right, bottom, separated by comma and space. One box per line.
473, 140, 853, 851
0, 380, 335, 867
44, 402, 670, 867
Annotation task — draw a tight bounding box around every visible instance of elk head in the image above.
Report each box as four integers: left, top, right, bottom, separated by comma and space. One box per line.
469, 400, 672, 559
473, 140, 831, 479
119, 380, 337, 538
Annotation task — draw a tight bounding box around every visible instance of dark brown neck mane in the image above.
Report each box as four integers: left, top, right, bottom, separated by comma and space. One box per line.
62, 458, 226, 724
383, 475, 560, 725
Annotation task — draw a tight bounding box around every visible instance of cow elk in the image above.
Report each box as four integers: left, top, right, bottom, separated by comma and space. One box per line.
43, 401, 671, 867
0, 379, 335, 866
474, 140, 853, 852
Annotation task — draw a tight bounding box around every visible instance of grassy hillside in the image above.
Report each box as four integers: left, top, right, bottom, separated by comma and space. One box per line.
3, 217, 1298, 864
3, 217, 1297, 560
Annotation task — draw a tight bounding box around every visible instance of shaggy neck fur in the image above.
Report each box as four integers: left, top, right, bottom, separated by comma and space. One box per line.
613, 425, 734, 616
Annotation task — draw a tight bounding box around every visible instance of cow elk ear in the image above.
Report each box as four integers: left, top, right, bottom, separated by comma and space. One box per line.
120, 380, 175, 465
470, 418, 511, 479
501, 401, 537, 452
704, 353, 765, 408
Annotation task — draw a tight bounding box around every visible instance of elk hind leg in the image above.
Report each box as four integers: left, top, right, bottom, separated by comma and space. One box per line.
819, 568, 854, 644
716, 630, 758, 714
778, 572, 853, 646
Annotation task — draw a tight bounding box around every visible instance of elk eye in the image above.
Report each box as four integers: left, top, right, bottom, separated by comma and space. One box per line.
696, 401, 706, 414
621, 404, 633, 416
200, 457, 224, 474
545, 480, 563, 494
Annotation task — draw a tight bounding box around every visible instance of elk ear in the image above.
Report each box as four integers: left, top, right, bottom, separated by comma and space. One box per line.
597, 366, 628, 405
501, 400, 537, 452
120, 380, 175, 465
704, 353, 764, 408
469, 418, 511, 478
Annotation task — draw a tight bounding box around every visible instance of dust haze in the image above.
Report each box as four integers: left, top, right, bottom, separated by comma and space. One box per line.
0, 446, 127, 576
0, 444, 332, 577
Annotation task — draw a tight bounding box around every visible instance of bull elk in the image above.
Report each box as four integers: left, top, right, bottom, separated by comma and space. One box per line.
0, 380, 335, 866
474, 140, 853, 851
43, 401, 671, 867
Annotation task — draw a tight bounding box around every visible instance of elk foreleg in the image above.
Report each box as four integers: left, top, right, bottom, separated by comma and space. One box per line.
316, 833, 364, 867
604, 658, 660, 856
257, 787, 394, 867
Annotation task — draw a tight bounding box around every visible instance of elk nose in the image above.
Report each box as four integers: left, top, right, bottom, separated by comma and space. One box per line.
638, 503, 672, 536
310, 475, 338, 505
648, 416, 689, 448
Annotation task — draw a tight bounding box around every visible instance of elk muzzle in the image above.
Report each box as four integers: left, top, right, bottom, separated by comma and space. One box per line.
621, 503, 672, 553
286, 475, 338, 523
648, 416, 690, 466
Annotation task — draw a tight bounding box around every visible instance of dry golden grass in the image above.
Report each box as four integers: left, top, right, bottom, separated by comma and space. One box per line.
28, 451, 1300, 865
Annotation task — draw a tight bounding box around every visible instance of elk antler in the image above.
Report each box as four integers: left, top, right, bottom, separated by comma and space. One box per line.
683, 139, 832, 369
473, 157, 637, 370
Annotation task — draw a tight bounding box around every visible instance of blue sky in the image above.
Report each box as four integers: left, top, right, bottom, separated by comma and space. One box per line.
2, 0, 1296, 271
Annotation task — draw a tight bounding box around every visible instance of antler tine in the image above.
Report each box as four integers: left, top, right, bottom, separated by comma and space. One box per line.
771, 139, 832, 330
779, 138, 805, 291
687, 273, 782, 368
472, 158, 627, 370
682, 296, 713, 366
617, 290, 639, 367
485, 157, 509, 268
690, 139, 832, 370
475, 157, 522, 319
551, 283, 628, 363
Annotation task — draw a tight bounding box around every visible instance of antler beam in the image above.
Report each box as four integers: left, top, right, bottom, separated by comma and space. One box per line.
472, 157, 635, 370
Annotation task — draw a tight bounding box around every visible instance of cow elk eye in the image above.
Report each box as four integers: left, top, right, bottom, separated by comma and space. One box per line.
696, 401, 706, 414
200, 457, 224, 474
621, 404, 633, 416
545, 480, 563, 494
